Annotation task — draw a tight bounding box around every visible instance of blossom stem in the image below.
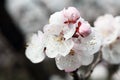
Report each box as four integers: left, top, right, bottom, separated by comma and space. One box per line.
84, 50, 102, 80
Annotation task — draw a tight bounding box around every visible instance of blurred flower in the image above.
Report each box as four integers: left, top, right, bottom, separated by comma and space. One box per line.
25, 7, 101, 72
94, 14, 120, 64
90, 64, 108, 80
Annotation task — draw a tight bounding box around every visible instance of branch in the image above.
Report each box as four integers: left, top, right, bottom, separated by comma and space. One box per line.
84, 50, 102, 80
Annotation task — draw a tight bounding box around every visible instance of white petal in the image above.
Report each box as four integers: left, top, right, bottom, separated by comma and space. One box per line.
94, 14, 114, 31
49, 11, 67, 25
91, 64, 108, 80
25, 31, 45, 63
73, 48, 94, 65
30, 31, 44, 46
25, 45, 45, 63
114, 16, 120, 36
45, 35, 74, 58
55, 53, 81, 72
43, 24, 63, 35
112, 39, 120, 54
79, 28, 102, 55
63, 24, 76, 40
94, 14, 118, 44
80, 53, 94, 65
102, 40, 120, 64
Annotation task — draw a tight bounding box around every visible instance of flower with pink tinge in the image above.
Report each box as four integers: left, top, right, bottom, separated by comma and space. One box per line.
55, 50, 94, 72
79, 21, 91, 37
75, 18, 92, 38
49, 7, 80, 25
45, 33, 74, 58
43, 23, 75, 58
55, 27, 101, 72
26, 23, 74, 61
63, 7, 80, 23
94, 14, 120, 64
25, 7, 102, 72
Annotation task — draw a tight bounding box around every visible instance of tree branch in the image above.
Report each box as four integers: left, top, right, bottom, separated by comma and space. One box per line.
84, 50, 102, 80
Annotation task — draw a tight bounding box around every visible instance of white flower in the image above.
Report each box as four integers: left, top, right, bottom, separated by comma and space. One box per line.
43, 23, 75, 58
94, 14, 120, 64
49, 7, 80, 25
25, 7, 102, 72
55, 52, 82, 72
94, 14, 118, 44
25, 31, 46, 63
26, 24, 75, 62
45, 35, 74, 58
91, 64, 108, 80
55, 27, 101, 72
55, 50, 94, 72
102, 38, 120, 64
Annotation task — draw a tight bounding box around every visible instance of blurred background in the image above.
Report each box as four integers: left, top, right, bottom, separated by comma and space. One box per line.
0, 0, 120, 80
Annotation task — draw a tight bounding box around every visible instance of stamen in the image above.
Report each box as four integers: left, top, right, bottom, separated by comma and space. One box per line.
69, 50, 75, 55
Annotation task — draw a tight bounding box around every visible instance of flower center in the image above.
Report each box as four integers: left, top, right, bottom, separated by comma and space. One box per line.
69, 50, 75, 55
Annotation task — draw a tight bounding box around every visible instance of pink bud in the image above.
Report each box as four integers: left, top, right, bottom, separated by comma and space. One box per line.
63, 7, 80, 23
79, 22, 91, 37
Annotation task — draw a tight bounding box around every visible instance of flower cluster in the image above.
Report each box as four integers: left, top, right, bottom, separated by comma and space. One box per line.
25, 7, 101, 72
94, 14, 120, 64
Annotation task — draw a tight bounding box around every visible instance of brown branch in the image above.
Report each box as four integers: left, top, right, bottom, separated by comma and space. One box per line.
84, 50, 102, 80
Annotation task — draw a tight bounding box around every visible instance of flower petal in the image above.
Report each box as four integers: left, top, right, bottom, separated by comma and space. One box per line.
63, 7, 80, 22
73, 48, 94, 65
80, 53, 94, 65
25, 45, 45, 63
79, 28, 102, 55
102, 40, 120, 64
25, 31, 45, 63
49, 11, 67, 25
43, 24, 63, 35
55, 53, 81, 72
94, 14, 118, 44
45, 35, 74, 58
79, 21, 91, 37
63, 24, 76, 40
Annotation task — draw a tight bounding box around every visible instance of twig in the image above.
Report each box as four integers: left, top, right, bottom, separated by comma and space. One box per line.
84, 50, 102, 80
